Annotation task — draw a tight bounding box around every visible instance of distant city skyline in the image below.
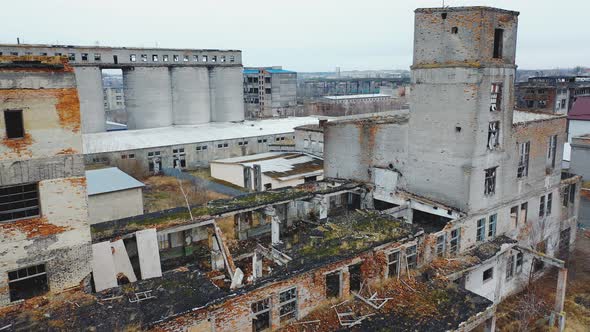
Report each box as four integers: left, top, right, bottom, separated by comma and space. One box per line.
1, 0, 588, 72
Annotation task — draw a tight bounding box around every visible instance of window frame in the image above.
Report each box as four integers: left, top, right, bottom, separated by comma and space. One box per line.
387, 250, 400, 278
483, 267, 494, 283
476, 218, 486, 242
0, 182, 41, 223
490, 83, 503, 112
517, 141, 530, 178
484, 167, 497, 196
4, 109, 25, 139
278, 287, 298, 323
488, 214, 497, 239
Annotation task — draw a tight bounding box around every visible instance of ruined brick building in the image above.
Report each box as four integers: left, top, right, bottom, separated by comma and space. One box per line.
0, 56, 91, 305
0, 5, 582, 332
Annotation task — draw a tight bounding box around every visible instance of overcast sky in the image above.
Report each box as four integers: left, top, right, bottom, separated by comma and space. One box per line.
1, 0, 587, 72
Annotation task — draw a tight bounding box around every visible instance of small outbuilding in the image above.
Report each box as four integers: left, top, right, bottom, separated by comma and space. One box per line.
86, 167, 145, 224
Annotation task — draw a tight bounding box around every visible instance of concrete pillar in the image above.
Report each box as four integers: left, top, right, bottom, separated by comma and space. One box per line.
73, 67, 105, 133
550, 268, 568, 330
484, 316, 496, 332
123, 67, 173, 129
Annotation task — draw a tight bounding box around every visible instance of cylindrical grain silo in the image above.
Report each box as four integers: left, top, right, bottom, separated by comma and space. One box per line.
73, 67, 106, 133
209, 66, 245, 122
171, 67, 211, 125
123, 67, 173, 129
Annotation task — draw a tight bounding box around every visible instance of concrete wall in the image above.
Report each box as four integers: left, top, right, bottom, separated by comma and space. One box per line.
294, 128, 324, 157
0, 56, 91, 305
88, 188, 144, 224
567, 119, 590, 143
85, 133, 294, 177
74, 67, 105, 133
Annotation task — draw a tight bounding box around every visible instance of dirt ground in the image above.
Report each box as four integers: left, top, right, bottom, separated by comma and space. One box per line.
496, 231, 590, 331
142, 175, 229, 213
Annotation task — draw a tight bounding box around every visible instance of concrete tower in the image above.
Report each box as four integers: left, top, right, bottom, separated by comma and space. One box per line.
406, 7, 519, 212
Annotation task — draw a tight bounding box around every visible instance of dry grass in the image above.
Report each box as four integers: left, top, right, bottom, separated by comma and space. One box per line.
143, 176, 228, 213
188, 168, 247, 191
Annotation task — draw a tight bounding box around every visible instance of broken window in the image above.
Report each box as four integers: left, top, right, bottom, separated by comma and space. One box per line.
0, 183, 40, 222
539, 195, 545, 217
435, 234, 446, 257
152, 54, 159, 62
387, 251, 400, 278
484, 167, 497, 196
67, 53, 76, 61
490, 83, 502, 111
506, 255, 515, 280
130, 54, 136, 62
476, 218, 486, 242
515, 252, 523, 273
487, 121, 500, 150
569, 183, 576, 204
510, 206, 518, 227
279, 287, 297, 323
172, 148, 186, 169
4, 109, 25, 139
405, 245, 417, 269
141, 54, 148, 62
547, 193, 553, 216
326, 271, 341, 298
158, 233, 170, 250
349, 263, 362, 292
8, 264, 49, 302
547, 135, 557, 169
493, 28, 503, 59
251, 298, 271, 332
449, 228, 460, 255
517, 141, 530, 178
488, 214, 497, 239
483, 267, 494, 282
147, 151, 162, 173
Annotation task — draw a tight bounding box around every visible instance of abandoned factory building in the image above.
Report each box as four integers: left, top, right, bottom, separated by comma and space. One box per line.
0, 5, 582, 332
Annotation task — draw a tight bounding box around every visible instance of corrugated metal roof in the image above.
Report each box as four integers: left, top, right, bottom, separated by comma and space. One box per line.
86, 167, 145, 196
266, 69, 296, 74
243, 69, 259, 75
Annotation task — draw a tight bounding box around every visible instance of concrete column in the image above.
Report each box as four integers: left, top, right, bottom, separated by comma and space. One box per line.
550, 268, 568, 330
484, 316, 496, 332
73, 67, 105, 133
123, 67, 173, 129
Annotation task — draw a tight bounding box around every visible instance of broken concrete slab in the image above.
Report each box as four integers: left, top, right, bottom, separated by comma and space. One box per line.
110, 239, 137, 283
135, 229, 162, 279
92, 241, 118, 292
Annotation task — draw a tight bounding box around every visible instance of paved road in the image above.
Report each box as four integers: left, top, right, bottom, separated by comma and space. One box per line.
162, 168, 246, 197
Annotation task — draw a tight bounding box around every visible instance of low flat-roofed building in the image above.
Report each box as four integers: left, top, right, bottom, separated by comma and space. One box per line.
83, 116, 322, 177
86, 167, 145, 224
210, 152, 323, 191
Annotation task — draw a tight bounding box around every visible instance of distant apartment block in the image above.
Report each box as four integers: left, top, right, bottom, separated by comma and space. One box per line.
515, 76, 590, 114
243, 67, 297, 118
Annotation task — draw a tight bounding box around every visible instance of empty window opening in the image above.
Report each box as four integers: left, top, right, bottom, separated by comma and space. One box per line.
510, 206, 518, 227
163, 55, 169, 62
515, 252, 524, 273
67, 53, 76, 61
147, 151, 162, 173
173, 55, 179, 62
251, 298, 271, 332
405, 245, 418, 269
113, 55, 118, 64
211, 55, 217, 62
493, 28, 504, 59
279, 287, 297, 324
517, 141, 530, 178
455, 126, 461, 133
483, 267, 494, 282
520, 202, 528, 223
441, 13, 447, 19
81, 53, 89, 61
539, 195, 545, 217
193, 55, 198, 62
547, 193, 553, 216
387, 251, 400, 278
220, 55, 226, 63
0, 183, 40, 222
130, 54, 136, 62
94, 53, 101, 61
173, 148, 186, 169
183, 55, 189, 62
202, 55, 208, 62
264, 183, 272, 190
490, 83, 502, 111
230, 55, 235, 62
349, 263, 362, 292
141, 54, 148, 62
451, 27, 458, 34
8, 264, 48, 302
449, 228, 460, 254
484, 167, 497, 196
487, 121, 500, 149
152, 54, 159, 62
101, 68, 125, 126
506, 255, 515, 280
547, 135, 557, 169
325, 271, 341, 298
4, 109, 25, 139
54, 52, 62, 56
